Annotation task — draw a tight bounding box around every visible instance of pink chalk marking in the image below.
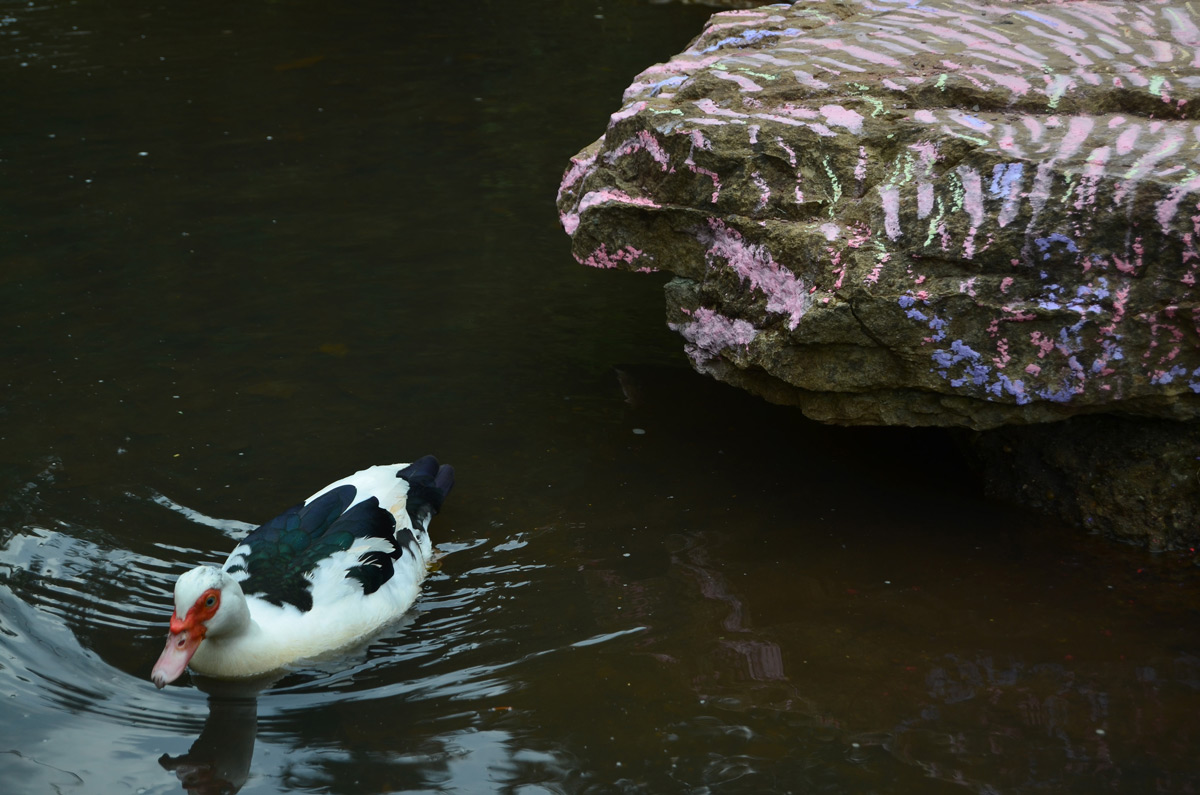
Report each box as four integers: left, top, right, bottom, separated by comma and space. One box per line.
771, 104, 820, 120
1097, 285, 1131, 335
820, 104, 865, 134
958, 165, 984, 228
751, 113, 808, 128
917, 183, 934, 220
1071, 146, 1110, 212
965, 68, 1031, 97
792, 70, 831, 90
1030, 331, 1055, 359
582, 243, 649, 270
748, 124, 759, 146
828, 247, 846, 290
775, 137, 797, 167
558, 150, 599, 198
1164, 6, 1200, 46
693, 98, 748, 119
1021, 116, 1044, 144
1053, 42, 1094, 67
672, 307, 758, 366
610, 102, 647, 125
956, 17, 1015, 46
751, 171, 770, 213
912, 21, 1043, 67
846, 223, 871, 249
1003, 310, 1036, 322
1155, 175, 1200, 232
1056, 116, 1094, 160
855, 146, 868, 185
1059, 2, 1123, 30
957, 165, 983, 260
714, 72, 763, 92
911, 139, 939, 170
882, 78, 906, 91
816, 38, 904, 68
704, 218, 810, 330
690, 166, 721, 204
959, 277, 978, 297
820, 223, 841, 241
993, 339, 1011, 370
870, 31, 940, 55
1126, 130, 1185, 181
914, 109, 937, 124
809, 55, 864, 74
1025, 363, 1041, 376
579, 189, 662, 214
607, 129, 671, 169
1000, 276, 1014, 294
1083, 145, 1111, 176
1147, 39, 1175, 63
879, 185, 902, 240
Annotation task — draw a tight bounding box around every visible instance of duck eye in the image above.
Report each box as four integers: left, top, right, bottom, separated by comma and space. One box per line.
205, 595, 216, 608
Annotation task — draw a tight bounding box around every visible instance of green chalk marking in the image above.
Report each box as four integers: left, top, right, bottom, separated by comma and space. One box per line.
924, 197, 946, 247
823, 156, 842, 205
948, 172, 964, 213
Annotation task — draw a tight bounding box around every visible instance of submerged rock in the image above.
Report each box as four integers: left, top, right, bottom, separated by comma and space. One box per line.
558, 0, 1200, 545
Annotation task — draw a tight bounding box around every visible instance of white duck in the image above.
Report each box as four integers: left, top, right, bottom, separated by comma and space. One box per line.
151, 456, 454, 688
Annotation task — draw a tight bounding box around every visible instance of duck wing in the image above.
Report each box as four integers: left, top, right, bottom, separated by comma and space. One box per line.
223, 457, 454, 613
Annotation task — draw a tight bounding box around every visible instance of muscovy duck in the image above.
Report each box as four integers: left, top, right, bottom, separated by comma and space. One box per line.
151, 456, 454, 687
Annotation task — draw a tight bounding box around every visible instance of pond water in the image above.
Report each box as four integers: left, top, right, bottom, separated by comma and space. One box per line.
2, 1, 1198, 793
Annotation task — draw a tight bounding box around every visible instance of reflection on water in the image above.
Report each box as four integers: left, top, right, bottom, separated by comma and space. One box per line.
1, 0, 1199, 792
160, 681, 263, 795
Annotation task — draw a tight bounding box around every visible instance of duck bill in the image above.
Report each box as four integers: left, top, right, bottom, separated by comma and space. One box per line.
151, 620, 204, 689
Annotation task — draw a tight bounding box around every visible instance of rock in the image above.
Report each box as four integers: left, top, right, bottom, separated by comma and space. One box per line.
558, 0, 1200, 431
557, 0, 1200, 547
965, 415, 1200, 549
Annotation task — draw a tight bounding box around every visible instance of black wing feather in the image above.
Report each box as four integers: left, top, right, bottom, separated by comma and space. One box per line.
233, 484, 398, 611
397, 455, 455, 529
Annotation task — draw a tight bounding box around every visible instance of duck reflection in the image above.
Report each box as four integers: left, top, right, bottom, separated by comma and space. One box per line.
158, 673, 280, 795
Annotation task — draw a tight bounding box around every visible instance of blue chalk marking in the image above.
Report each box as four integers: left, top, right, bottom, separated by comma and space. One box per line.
1034, 233, 1079, 261
989, 163, 1024, 197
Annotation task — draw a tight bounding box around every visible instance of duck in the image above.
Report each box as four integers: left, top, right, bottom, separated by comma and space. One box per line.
151, 456, 454, 688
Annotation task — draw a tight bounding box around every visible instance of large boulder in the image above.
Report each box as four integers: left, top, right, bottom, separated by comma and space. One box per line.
558, 0, 1200, 546
559, 0, 1200, 431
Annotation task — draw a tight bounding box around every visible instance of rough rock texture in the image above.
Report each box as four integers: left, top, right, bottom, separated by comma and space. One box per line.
559, 0, 1200, 432
964, 415, 1200, 548
558, 0, 1200, 547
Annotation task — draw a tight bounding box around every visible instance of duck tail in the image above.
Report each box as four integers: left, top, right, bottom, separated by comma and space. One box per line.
397, 455, 454, 518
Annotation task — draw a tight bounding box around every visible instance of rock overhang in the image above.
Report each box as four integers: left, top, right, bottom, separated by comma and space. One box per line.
558, 0, 1200, 431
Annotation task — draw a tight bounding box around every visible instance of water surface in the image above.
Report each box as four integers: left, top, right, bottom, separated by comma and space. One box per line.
2, 1, 1198, 793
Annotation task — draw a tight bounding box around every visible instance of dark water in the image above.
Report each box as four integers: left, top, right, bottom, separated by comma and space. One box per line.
2, 1, 1198, 793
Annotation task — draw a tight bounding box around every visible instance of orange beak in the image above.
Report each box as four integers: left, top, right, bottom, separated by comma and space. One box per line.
151, 611, 206, 689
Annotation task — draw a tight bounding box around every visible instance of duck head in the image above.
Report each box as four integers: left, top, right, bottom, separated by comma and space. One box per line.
151, 566, 248, 688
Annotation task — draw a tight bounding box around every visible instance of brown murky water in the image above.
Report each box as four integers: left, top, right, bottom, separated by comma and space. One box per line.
2, 1, 1198, 793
